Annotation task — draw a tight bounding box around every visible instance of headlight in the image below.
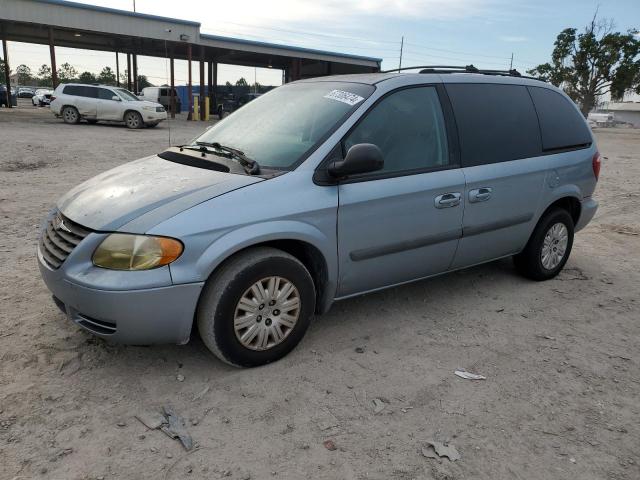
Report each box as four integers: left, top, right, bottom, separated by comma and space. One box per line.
142, 106, 155, 111
92, 234, 183, 271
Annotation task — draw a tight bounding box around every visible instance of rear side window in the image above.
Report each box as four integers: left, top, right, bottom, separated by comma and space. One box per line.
63, 85, 83, 96
445, 83, 541, 167
160, 89, 168, 96
528, 87, 591, 151
344, 86, 449, 175
63, 85, 98, 98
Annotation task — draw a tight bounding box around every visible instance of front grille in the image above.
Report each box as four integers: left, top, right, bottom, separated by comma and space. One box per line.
40, 212, 91, 269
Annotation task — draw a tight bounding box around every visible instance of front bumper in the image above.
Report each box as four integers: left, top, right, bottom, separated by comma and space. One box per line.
37, 237, 203, 345
142, 110, 167, 122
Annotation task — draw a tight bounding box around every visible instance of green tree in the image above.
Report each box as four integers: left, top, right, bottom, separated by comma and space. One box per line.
57, 63, 77, 83
16, 64, 32, 86
137, 75, 152, 90
37, 64, 52, 87
77, 71, 97, 84
235, 77, 248, 87
0, 60, 10, 82
98, 66, 116, 85
528, 14, 640, 115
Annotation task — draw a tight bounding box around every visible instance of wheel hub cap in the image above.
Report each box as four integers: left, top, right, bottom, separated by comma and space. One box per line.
541, 222, 568, 270
234, 276, 300, 351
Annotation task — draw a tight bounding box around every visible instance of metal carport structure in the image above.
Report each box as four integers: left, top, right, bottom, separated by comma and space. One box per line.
0, 0, 381, 118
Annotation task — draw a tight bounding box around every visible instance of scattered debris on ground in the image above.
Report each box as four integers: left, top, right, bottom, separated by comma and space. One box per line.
421, 440, 461, 461
454, 370, 486, 380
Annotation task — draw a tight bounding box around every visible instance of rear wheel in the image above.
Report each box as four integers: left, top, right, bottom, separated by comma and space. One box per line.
514, 208, 574, 281
62, 106, 80, 124
197, 247, 316, 367
124, 111, 143, 129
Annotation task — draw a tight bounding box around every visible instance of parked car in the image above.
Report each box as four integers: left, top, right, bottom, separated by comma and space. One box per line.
0, 84, 17, 107
32, 88, 53, 106
139, 86, 181, 114
17, 86, 36, 98
38, 70, 599, 367
50, 83, 167, 128
216, 92, 262, 119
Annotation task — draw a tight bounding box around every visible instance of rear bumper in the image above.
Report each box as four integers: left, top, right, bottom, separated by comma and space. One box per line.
575, 197, 598, 232
38, 248, 203, 345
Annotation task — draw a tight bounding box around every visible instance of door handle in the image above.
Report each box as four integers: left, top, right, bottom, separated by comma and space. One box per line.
434, 192, 461, 208
468, 187, 492, 203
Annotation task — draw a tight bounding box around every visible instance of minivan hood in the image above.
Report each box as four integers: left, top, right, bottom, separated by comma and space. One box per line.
58, 155, 262, 232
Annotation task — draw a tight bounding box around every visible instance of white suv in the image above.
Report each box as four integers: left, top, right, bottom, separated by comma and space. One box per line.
50, 83, 167, 128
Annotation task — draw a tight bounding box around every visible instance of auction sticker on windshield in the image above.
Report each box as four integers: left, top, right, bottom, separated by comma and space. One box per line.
323, 90, 365, 106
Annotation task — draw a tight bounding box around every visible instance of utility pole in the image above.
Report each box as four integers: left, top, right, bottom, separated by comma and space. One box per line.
398, 36, 404, 72
133, 0, 136, 12
509, 52, 513, 70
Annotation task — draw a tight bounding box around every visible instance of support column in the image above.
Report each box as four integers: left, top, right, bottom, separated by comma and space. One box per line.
132, 53, 138, 93
207, 60, 213, 115
199, 46, 205, 120
212, 62, 218, 116
170, 55, 176, 118
187, 43, 193, 121
2, 37, 11, 108
115, 52, 120, 87
126, 53, 132, 91
48, 27, 58, 89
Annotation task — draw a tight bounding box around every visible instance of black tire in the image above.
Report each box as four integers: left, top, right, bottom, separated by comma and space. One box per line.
62, 106, 80, 124
86, 119, 98, 124
124, 110, 143, 129
514, 208, 574, 281
197, 247, 316, 368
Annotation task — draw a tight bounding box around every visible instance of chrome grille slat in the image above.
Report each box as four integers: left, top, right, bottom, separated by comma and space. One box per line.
40, 213, 91, 269
45, 225, 74, 253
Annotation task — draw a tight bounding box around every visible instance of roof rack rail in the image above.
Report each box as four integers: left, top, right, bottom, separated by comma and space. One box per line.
380, 64, 543, 81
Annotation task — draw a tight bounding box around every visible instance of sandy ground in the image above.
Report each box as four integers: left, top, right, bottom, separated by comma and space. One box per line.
0, 101, 639, 480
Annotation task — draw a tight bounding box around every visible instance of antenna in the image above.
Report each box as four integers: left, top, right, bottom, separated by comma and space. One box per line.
398, 36, 404, 73
509, 52, 513, 70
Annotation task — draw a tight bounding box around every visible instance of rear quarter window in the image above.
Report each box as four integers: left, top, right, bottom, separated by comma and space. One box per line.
445, 83, 542, 167
527, 86, 592, 151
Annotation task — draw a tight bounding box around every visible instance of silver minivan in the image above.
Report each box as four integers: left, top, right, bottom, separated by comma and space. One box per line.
38, 68, 600, 367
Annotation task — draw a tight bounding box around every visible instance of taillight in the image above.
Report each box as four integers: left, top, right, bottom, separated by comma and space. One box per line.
592, 151, 601, 181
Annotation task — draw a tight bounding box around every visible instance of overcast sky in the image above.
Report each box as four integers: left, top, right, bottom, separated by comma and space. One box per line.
4, 0, 639, 88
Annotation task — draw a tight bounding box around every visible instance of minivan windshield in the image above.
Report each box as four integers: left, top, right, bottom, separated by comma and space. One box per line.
116, 88, 140, 101
193, 82, 375, 169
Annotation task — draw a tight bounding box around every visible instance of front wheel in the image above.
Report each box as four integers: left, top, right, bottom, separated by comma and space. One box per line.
514, 208, 574, 281
197, 247, 316, 367
124, 111, 143, 129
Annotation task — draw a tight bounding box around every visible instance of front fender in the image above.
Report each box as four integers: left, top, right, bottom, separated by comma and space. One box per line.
169, 220, 337, 294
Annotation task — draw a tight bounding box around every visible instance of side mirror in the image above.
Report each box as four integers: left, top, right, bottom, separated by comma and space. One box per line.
328, 143, 384, 178
112, 95, 121, 101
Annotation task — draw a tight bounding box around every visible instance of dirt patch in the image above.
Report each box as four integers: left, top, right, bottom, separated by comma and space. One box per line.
1, 105, 639, 480
1, 159, 50, 172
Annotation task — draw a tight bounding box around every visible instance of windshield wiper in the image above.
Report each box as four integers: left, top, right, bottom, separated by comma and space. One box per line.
194, 141, 260, 175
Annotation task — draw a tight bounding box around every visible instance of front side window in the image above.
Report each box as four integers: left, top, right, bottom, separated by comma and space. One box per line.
115, 88, 140, 101
194, 82, 375, 169
343, 86, 449, 174
97, 88, 115, 100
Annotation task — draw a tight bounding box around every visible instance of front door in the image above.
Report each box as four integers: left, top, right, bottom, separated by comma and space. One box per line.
336, 85, 464, 297
96, 88, 123, 121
